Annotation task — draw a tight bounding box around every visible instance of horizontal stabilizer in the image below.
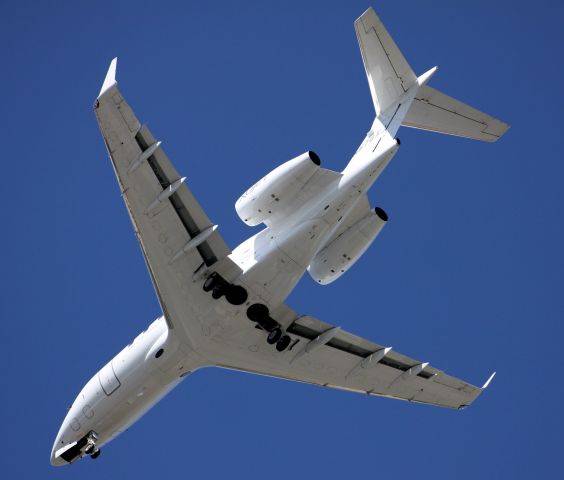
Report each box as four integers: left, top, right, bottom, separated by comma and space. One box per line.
403, 85, 510, 142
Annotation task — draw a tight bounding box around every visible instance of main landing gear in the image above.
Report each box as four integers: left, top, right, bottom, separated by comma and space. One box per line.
202, 273, 291, 352
246, 303, 291, 352
203, 272, 248, 305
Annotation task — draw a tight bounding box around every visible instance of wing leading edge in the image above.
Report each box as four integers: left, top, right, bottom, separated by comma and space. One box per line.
94, 58, 240, 339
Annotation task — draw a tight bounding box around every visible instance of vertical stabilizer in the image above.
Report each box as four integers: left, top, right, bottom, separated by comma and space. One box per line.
354, 8, 416, 117
355, 9, 510, 142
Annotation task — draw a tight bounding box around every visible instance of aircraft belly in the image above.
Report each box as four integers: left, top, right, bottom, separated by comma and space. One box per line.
236, 219, 331, 306
240, 247, 302, 305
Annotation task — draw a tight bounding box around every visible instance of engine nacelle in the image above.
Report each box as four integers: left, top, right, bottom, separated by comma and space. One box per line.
235, 151, 321, 226
308, 207, 388, 284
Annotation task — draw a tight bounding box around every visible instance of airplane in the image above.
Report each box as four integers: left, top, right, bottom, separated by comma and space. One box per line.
51, 7, 508, 466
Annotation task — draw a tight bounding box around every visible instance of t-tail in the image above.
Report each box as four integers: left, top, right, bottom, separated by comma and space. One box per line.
345, 7, 510, 176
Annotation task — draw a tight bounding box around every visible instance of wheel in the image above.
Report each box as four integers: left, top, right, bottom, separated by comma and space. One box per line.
90, 449, 101, 460
212, 283, 226, 299
225, 285, 248, 306
203, 273, 218, 292
276, 335, 291, 352
267, 327, 282, 344
246, 303, 269, 322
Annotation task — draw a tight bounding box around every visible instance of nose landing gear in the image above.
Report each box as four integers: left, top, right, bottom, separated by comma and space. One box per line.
83, 431, 101, 460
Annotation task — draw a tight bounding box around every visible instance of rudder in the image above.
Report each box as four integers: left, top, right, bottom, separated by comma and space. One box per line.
355, 7, 417, 117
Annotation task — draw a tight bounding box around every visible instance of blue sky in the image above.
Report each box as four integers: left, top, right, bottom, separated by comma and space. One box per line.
2, 0, 563, 478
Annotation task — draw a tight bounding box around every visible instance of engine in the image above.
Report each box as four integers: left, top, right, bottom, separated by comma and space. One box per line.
235, 151, 321, 226
307, 207, 388, 284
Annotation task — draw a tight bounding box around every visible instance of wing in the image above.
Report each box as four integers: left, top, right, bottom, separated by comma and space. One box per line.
94, 59, 241, 341
209, 303, 494, 409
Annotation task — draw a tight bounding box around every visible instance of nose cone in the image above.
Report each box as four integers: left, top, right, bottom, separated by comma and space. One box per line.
51, 372, 103, 466
50, 447, 67, 467
50, 412, 73, 466
50, 423, 68, 466
50, 433, 67, 466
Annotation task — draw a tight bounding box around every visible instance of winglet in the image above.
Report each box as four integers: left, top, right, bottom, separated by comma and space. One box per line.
99, 57, 118, 98
482, 371, 496, 389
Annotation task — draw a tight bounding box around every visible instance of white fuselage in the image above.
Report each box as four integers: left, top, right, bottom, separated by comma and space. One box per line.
50, 86, 415, 466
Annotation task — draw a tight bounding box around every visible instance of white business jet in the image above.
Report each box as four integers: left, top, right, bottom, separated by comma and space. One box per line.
51, 7, 508, 465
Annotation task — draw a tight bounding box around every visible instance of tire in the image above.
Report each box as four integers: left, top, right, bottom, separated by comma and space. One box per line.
267, 327, 282, 345
212, 284, 226, 299
203, 273, 218, 292
246, 303, 269, 322
90, 449, 101, 460
225, 285, 248, 306
276, 335, 291, 352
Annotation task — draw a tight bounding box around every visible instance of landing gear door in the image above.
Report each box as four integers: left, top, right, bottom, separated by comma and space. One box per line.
98, 361, 120, 395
